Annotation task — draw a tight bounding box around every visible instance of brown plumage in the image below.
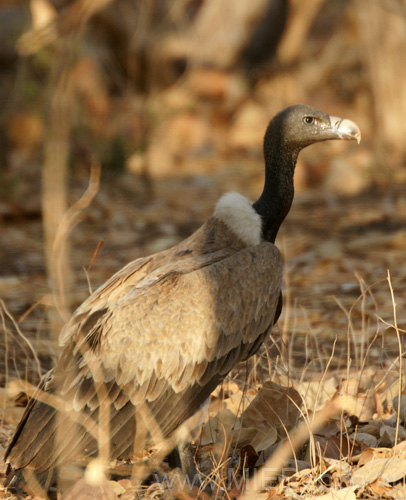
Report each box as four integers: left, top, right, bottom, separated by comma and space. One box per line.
5, 105, 361, 489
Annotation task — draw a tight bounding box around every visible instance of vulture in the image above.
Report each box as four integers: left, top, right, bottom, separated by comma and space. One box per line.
4, 105, 360, 492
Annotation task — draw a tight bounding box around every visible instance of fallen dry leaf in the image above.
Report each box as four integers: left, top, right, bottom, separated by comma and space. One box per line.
108, 480, 126, 496
294, 376, 338, 412
338, 393, 376, 422
61, 478, 119, 500
393, 395, 406, 423
380, 424, 406, 447
303, 485, 358, 500
351, 457, 406, 487
357, 421, 382, 438
201, 382, 301, 452
394, 439, 406, 452
358, 447, 393, 466
385, 485, 406, 499
368, 478, 392, 496
349, 431, 377, 449
305, 435, 351, 462
323, 457, 352, 474
200, 391, 255, 447
239, 381, 302, 433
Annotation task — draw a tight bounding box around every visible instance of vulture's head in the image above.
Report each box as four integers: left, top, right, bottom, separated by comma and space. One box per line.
265, 104, 361, 153
256, 104, 361, 242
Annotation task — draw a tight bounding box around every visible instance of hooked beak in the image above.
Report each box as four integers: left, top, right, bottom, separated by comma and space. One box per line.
329, 115, 362, 144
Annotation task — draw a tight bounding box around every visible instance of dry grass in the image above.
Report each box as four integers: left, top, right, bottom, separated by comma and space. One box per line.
1, 0, 406, 498
1, 234, 405, 498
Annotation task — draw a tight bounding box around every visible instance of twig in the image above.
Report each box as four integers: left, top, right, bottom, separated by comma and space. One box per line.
0, 300, 42, 380
387, 270, 402, 447
51, 163, 101, 323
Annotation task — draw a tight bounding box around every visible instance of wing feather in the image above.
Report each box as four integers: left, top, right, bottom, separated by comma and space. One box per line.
6, 218, 283, 474
56, 240, 282, 422
98, 242, 281, 392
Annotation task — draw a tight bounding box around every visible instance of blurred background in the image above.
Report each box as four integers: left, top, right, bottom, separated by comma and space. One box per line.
0, 0, 405, 386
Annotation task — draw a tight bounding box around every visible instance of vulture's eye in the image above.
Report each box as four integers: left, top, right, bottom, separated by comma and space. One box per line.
303, 116, 315, 125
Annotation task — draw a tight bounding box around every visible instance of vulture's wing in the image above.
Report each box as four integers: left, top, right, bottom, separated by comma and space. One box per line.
5, 240, 282, 472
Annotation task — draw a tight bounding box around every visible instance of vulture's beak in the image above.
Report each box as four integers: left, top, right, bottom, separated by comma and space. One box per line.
329, 115, 362, 144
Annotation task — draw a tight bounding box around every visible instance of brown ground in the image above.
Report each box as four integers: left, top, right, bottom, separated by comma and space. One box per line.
1, 164, 406, 499
1, 1, 406, 497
